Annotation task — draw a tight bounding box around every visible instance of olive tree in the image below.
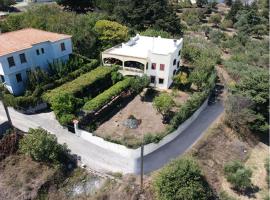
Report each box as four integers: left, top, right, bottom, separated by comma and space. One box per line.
19, 128, 69, 164
153, 93, 174, 122
153, 157, 213, 200
224, 160, 253, 192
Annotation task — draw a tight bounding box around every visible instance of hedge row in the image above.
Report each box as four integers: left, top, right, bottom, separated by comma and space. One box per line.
170, 91, 208, 129
43, 66, 116, 103
1, 58, 99, 109
53, 59, 99, 86
71, 53, 93, 63
83, 77, 133, 112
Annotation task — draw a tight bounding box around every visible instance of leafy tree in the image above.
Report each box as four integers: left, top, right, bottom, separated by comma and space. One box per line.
51, 93, 80, 125
252, 24, 268, 38
94, 0, 116, 14
140, 28, 173, 38
224, 95, 257, 135
220, 19, 233, 30
224, 161, 253, 192
0, 0, 15, 11
234, 9, 266, 36
208, 29, 226, 44
173, 72, 190, 88
113, 0, 183, 35
0, 5, 107, 58
111, 71, 123, 84
233, 71, 269, 134
224, 0, 232, 6
19, 128, 69, 164
153, 93, 174, 121
57, 0, 94, 13
130, 75, 150, 93
196, 0, 208, 7
182, 9, 203, 26
209, 13, 222, 27
225, 0, 243, 23
153, 157, 213, 200
94, 19, 129, 50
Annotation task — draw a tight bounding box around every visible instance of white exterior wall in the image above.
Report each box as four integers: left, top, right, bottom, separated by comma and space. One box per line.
0, 38, 72, 95
102, 38, 183, 90
145, 42, 182, 89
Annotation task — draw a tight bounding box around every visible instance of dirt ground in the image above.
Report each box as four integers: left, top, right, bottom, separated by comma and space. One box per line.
0, 155, 57, 200
91, 174, 154, 200
190, 122, 254, 191
221, 142, 269, 200
95, 90, 189, 148
95, 94, 166, 147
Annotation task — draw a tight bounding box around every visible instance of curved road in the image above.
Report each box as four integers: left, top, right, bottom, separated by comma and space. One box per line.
0, 100, 223, 174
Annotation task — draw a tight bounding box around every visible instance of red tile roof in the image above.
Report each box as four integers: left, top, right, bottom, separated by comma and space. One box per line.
0, 28, 72, 56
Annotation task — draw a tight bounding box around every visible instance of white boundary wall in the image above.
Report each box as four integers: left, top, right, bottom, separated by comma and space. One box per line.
76, 98, 209, 159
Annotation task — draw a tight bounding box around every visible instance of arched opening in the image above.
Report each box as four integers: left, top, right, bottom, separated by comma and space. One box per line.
103, 57, 123, 66
124, 61, 144, 71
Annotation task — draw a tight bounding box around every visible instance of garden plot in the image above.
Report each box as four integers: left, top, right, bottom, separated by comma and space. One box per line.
94, 89, 190, 148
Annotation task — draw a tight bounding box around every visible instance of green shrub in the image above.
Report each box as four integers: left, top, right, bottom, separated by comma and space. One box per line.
173, 72, 189, 88
153, 157, 213, 200
54, 59, 99, 86
171, 91, 208, 129
224, 160, 253, 192
50, 93, 81, 125
129, 75, 150, 93
153, 93, 175, 120
221, 19, 233, 30
19, 128, 69, 164
140, 28, 173, 38
143, 133, 164, 144
44, 66, 115, 103
83, 77, 133, 112
219, 191, 237, 200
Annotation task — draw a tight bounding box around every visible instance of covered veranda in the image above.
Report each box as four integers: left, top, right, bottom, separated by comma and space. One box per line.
102, 53, 148, 77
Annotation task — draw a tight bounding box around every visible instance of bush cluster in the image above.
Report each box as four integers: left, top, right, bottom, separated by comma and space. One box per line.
171, 91, 208, 129
224, 160, 253, 192
1, 56, 99, 110
43, 66, 115, 103
153, 157, 213, 200
19, 128, 70, 165
83, 77, 133, 112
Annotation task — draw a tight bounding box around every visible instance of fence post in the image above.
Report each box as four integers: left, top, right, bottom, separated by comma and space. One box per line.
73, 119, 79, 136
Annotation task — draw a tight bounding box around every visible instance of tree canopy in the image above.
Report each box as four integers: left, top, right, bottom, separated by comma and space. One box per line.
94, 20, 129, 50
57, 0, 94, 13
113, 0, 183, 35
153, 157, 213, 200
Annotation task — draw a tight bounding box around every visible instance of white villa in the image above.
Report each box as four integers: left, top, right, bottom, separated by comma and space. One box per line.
102, 34, 183, 90
0, 28, 72, 95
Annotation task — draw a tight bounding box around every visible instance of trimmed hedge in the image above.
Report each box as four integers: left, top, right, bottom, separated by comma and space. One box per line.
170, 91, 208, 129
1, 58, 99, 109
43, 66, 116, 103
83, 77, 133, 112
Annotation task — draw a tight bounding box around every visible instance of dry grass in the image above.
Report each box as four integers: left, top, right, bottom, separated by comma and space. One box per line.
91, 174, 154, 200
221, 143, 269, 200
190, 121, 253, 191
0, 154, 57, 200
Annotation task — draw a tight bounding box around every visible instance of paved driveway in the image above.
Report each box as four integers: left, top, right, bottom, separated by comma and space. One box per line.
0, 100, 224, 174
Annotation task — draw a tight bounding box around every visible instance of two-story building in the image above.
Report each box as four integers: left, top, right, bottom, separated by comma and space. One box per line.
102, 34, 183, 89
0, 28, 72, 95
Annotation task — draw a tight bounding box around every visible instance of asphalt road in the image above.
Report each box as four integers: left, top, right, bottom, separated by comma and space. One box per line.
0, 100, 224, 174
